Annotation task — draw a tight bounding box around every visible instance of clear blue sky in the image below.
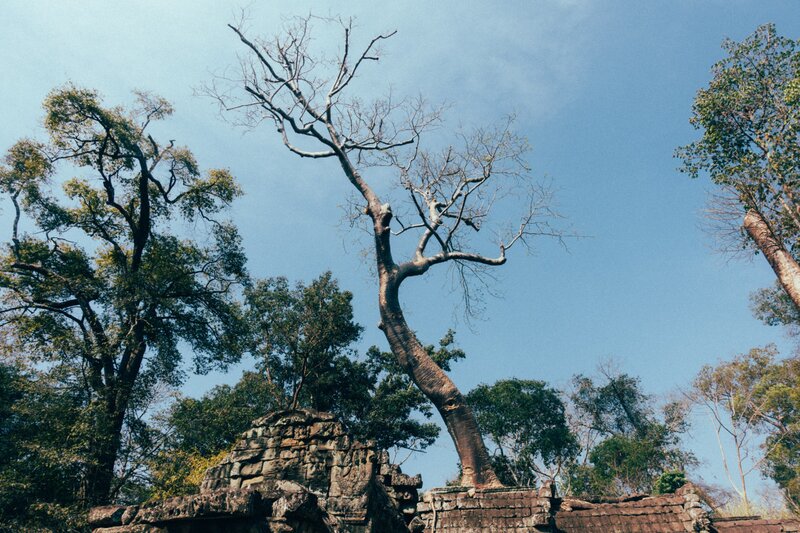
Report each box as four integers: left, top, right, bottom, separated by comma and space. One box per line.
2, 1, 800, 498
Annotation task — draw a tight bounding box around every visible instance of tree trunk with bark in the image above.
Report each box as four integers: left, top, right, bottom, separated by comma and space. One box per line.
744, 208, 800, 310
376, 234, 501, 487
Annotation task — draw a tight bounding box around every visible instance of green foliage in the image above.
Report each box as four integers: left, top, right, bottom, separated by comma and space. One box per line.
466, 379, 578, 487
755, 356, 800, 510
243, 272, 460, 451
677, 24, 800, 308
0, 360, 89, 532
653, 471, 687, 495
751, 282, 800, 331
168, 371, 280, 457
245, 273, 365, 411
0, 86, 248, 506
147, 449, 229, 500
692, 345, 800, 510
567, 370, 694, 498
144, 274, 464, 497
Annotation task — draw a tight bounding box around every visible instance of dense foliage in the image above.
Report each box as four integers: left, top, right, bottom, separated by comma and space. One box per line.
140, 274, 464, 498
0, 86, 247, 519
467, 379, 578, 487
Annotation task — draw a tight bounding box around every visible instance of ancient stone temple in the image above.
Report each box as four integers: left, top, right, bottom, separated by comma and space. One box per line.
89, 410, 423, 532
89, 409, 800, 532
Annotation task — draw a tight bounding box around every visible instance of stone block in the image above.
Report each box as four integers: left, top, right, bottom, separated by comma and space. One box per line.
88, 505, 127, 527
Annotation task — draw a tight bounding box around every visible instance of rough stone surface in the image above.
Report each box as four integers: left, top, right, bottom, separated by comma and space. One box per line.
90, 410, 800, 532
91, 409, 419, 533
88, 505, 128, 528
554, 483, 709, 533
713, 517, 800, 532
416, 485, 556, 532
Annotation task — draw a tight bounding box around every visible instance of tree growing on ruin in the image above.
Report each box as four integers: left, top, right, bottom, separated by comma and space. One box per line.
0, 87, 248, 505
678, 24, 800, 312
210, 15, 563, 487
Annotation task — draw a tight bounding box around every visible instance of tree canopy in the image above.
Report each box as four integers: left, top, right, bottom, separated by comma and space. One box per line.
0, 86, 248, 506
679, 24, 800, 312
467, 379, 578, 487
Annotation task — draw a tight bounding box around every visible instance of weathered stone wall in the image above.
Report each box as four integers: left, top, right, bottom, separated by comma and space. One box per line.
89, 410, 800, 533
415, 484, 557, 532
200, 410, 421, 529
90, 410, 421, 533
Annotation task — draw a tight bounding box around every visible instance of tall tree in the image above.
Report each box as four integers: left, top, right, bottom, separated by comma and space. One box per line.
210, 14, 563, 487
678, 24, 800, 310
0, 87, 248, 505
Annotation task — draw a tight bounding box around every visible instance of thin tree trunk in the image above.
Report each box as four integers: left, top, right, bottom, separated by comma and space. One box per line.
744, 208, 800, 309
378, 268, 501, 488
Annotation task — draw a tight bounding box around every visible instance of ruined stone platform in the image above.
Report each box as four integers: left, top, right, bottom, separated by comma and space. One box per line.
89, 409, 800, 532
90, 409, 422, 533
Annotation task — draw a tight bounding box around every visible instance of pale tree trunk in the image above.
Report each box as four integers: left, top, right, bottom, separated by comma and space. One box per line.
743, 208, 800, 309
371, 207, 501, 488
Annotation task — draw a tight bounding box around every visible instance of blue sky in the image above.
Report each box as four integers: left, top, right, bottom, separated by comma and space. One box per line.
2, 1, 800, 498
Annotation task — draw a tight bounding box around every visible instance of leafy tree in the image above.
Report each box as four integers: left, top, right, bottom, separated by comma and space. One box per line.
169, 371, 279, 458
211, 15, 565, 487
690, 345, 799, 513
245, 273, 365, 411
567, 368, 694, 498
0, 359, 88, 531
692, 345, 800, 512
0, 86, 248, 505
466, 379, 578, 487
146, 274, 465, 497
678, 24, 800, 311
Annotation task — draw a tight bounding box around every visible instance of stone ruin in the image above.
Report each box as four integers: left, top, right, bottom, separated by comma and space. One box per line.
90, 409, 800, 532
90, 410, 422, 532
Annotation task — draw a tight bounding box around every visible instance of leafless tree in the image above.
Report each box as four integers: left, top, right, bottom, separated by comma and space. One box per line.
208, 15, 565, 487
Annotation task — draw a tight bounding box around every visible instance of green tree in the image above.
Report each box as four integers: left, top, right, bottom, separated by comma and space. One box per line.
693, 345, 800, 512
759, 355, 800, 512
245, 273, 365, 411
691, 345, 785, 513
0, 86, 248, 505
146, 274, 465, 497
567, 369, 694, 498
466, 379, 578, 488
678, 24, 800, 311
0, 359, 89, 531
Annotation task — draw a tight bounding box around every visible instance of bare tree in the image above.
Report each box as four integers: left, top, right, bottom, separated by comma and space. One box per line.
209, 15, 563, 487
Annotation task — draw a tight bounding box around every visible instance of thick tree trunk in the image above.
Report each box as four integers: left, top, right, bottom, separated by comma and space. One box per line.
80, 399, 125, 506
377, 268, 501, 488
334, 148, 501, 487
744, 209, 800, 310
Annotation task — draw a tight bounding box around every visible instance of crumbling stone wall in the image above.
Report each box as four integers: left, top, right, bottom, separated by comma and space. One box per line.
89, 410, 800, 533
201, 410, 421, 528
415, 484, 557, 532
90, 409, 421, 533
